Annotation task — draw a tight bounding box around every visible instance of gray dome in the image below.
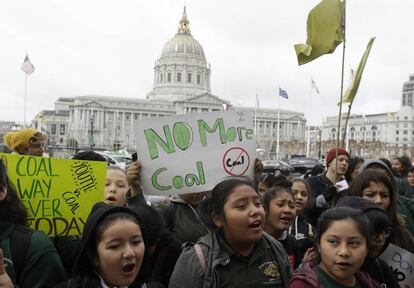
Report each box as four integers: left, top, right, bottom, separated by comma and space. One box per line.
160, 6, 205, 59
161, 34, 205, 58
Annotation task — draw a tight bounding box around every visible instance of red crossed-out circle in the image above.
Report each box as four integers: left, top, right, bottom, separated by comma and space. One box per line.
222, 147, 251, 176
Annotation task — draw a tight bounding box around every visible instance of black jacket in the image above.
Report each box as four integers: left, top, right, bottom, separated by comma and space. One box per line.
362, 258, 401, 288
288, 215, 314, 265
304, 174, 347, 227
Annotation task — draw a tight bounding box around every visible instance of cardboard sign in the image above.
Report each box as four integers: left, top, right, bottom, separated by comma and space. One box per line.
380, 243, 414, 287
0, 153, 106, 236
135, 110, 256, 195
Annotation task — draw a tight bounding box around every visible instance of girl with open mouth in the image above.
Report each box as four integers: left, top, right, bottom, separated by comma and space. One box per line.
56, 203, 148, 287
288, 178, 316, 266
104, 166, 129, 207
263, 185, 301, 270
169, 178, 292, 288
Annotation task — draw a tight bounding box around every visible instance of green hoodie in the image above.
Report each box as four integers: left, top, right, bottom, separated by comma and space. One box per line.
1, 223, 65, 288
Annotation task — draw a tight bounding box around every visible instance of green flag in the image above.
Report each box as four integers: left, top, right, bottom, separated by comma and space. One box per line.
340, 37, 375, 104
294, 0, 344, 65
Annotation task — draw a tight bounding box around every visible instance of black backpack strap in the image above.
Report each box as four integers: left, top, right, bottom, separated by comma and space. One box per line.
10, 225, 33, 284
167, 202, 177, 232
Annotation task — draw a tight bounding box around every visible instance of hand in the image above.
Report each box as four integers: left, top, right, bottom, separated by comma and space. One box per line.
254, 158, 263, 184
0, 249, 13, 288
254, 158, 263, 175
302, 247, 317, 263
126, 161, 143, 197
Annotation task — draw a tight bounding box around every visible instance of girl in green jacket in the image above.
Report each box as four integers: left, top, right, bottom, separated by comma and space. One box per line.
169, 178, 292, 288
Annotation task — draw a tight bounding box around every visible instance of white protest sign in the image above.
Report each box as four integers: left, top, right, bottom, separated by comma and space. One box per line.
380, 243, 414, 288
134, 110, 256, 195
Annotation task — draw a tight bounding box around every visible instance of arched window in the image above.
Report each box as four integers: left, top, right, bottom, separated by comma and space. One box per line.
371, 126, 378, 141
350, 127, 355, 139
331, 128, 336, 140
360, 126, 366, 140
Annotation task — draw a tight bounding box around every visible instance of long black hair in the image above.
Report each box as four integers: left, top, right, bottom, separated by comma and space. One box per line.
347, 169, 405, 249
394, 155, 413, 178
0, 159, 27, 227
345, 156, 364, 182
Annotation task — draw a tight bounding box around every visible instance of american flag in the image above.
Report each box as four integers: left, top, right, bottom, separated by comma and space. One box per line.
21, 55, 35, 75
279, 87, 288, 99
311, 79, 320, 94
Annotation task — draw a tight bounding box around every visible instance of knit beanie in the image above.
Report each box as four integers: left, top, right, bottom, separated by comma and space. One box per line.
326, 147, 350, 165
72, 151, 106, 162
336, 196, 384, 213
4, 128, 45, 154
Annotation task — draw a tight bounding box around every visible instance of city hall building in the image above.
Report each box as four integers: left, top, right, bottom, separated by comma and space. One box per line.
32, 7, 306, 157
320, 75, 414, 157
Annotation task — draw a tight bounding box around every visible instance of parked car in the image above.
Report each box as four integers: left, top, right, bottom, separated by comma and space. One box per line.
288, 157, 321, 174
96, 151, 132, 169
262, 160, 295, 176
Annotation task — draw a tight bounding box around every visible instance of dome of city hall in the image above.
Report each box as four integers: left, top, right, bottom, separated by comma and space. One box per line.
160, 7, 206, 60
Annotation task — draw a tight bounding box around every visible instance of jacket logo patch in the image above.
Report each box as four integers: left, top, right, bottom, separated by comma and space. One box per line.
262, 262, 280, 279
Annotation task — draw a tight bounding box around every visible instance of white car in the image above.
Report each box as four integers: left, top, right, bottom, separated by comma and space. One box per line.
96, 152, 132, 169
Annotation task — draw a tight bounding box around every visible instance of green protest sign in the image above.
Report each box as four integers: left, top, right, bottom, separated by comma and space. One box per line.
0, 153, 106, 236
135, 110, 256, 195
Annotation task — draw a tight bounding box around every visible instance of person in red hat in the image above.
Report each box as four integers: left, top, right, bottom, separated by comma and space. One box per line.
303, 147, 350, 227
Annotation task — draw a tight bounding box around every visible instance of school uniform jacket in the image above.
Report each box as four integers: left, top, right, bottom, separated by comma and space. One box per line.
169, 231, 292, 288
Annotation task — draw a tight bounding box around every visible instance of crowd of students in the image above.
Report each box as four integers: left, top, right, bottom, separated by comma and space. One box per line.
1, 127, 414, 287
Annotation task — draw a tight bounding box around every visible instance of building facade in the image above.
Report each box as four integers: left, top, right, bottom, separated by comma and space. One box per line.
31, 7, 306, 158
321, 75, 414, 158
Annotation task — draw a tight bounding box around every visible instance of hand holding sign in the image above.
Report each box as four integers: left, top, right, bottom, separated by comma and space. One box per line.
126, 161, 143, 197
0, 249, 13, 288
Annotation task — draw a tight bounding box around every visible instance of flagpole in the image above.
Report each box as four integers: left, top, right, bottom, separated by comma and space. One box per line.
342, 100, 353, 147
254, 92, 258, 138
306, 77, 312, 157
336, 0, 346, 153
24, 73, 28, 127
342, 66, 355, 148
276, 87, 280, 161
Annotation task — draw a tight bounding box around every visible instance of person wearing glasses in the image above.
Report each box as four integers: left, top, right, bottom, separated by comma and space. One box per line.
348, 167, 414, 253
336, 196, 401, 288
4, 128, 46, 157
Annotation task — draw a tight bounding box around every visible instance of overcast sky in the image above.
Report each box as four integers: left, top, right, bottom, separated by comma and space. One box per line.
1, 0, 412, 125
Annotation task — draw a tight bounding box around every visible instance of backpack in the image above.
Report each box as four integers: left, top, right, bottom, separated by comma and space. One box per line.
9, 225, 33, 284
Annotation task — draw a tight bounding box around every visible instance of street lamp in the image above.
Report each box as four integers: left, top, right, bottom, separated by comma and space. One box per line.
318, 129, 322, 159
89, 114, 95, 150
